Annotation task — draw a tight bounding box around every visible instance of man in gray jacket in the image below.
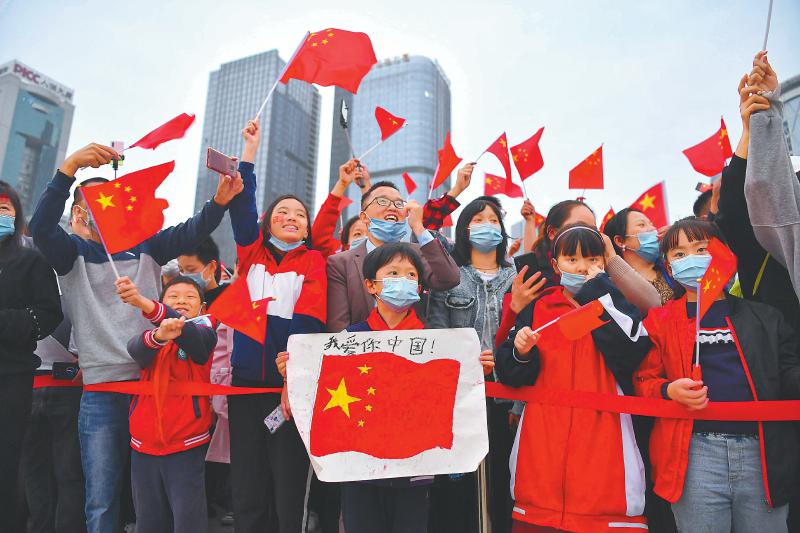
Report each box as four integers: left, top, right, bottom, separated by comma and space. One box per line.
744, 51, 800, 304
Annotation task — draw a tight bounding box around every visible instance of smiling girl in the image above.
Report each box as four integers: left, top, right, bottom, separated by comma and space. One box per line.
224, 119, 327, 533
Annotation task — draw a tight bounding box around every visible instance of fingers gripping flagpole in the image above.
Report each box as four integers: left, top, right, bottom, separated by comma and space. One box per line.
255, 32, 310, 122
762, 0, 774, 51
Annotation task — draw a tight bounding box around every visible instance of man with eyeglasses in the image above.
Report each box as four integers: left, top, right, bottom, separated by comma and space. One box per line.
326, 179, 461, 332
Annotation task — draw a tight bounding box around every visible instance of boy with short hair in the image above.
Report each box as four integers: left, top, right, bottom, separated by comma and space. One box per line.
116, 275, 218, 533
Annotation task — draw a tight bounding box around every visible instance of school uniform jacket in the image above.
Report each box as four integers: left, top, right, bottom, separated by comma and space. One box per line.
496, 274, 652, 531
228, 161, 327, 387
126, 302, 217, 456
634, 295, 800, 507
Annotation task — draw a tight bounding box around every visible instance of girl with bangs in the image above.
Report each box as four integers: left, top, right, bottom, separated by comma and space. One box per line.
496, 223, 652, 532
634, 218, 800, 532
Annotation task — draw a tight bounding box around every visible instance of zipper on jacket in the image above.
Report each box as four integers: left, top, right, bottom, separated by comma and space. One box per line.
192, 396, 201, 419
561, 341, 578, 526
725, 317, 773, 508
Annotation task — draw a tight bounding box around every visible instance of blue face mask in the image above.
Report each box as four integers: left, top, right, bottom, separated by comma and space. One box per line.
560, 271, 588, 295
378, 277, 420, 311
628, 230, 660, 263
368, 217, 408, 243
469, 223, 503, 253
269, 235, 303, 253
180, 271, 208, 291
669, 254, 712, 291
349, 236, 367, 250
0, 215, 14, 240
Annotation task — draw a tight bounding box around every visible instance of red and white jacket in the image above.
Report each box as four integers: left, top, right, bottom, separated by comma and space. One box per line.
126, 302, 218, 456
496, 276, 652, 531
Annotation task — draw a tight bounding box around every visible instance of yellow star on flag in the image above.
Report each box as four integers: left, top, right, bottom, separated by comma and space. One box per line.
321, 39, 329, 45
126, 205, 133, 212
365, 405, 373, 412
114, 183, 121, 189
95, 193, 115, 211
358, 365, 372, 375
130, 196, 137, 203
358, 420, 365, 427
323, 378, 361, 417
639, 193, 656, 211
124, 186, 132, 193
367, 387, 376, 396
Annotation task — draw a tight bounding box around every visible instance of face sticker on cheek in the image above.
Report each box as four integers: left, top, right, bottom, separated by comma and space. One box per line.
271, 214, 285, 226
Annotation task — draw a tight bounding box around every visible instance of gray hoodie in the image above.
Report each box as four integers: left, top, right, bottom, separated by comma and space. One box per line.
744, 84, 800, 304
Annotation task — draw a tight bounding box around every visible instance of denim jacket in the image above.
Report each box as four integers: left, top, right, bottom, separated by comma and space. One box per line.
427, 265, 516, 349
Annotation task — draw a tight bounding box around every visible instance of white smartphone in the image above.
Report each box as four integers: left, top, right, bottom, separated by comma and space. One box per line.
264, 404, 286, 434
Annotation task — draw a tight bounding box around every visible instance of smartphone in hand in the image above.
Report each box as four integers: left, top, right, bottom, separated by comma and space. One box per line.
206, 147, 238, 177
264, 404, 286, 434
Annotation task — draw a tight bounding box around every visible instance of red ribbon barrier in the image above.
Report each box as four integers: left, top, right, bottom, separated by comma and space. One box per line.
33, 375, 82, 388
36, 376, 800, 422
83, 381, 282, 396
484, 382, 800, 422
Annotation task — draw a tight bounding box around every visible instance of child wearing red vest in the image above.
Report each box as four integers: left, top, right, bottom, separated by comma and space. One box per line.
116, 275, 218, 533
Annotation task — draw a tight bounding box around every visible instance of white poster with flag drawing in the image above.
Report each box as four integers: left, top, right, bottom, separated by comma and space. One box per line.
286, 328, 487, 482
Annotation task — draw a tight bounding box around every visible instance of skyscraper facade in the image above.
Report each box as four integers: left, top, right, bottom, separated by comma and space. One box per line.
328, 54, 452, 226
195, 50, 320, 264
780, 74, 800, 156
0, 60, 74, 216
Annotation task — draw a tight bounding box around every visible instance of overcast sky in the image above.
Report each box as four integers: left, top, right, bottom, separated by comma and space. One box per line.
2, 0, 799, 230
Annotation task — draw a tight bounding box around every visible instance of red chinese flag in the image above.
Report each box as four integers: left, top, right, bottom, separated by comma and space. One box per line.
698, 238, 737, 320
510, 127, 545, 181
430, 132, 462, 190
338, 195, 354, 212
599, 208, 616, 233
310, 352, 460, 459
129, 113, 195, 150
533, 211, 545, 229
280, 29, 377, 94
682, 118, 733, 177
207, 276, 269, 344
485, 132, 513, 182
484, 173, 506, 196
569, 145, 604, 189
630, 182, 669, 229
374, 107, 405, 141
81, 162, 172, 254
403, 173, 417, 195
504, 178, 524, 199
441, 214, 454, 228
557, 300, 607, 340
